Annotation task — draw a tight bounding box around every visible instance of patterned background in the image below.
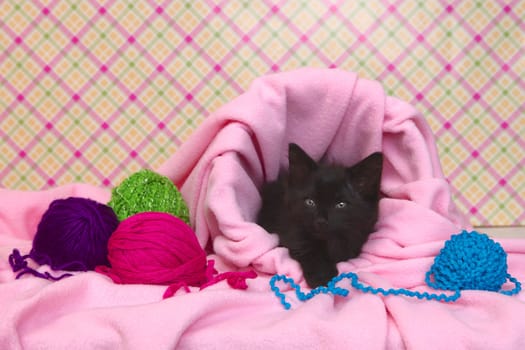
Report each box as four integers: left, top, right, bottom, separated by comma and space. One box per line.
0, 0, 523, 226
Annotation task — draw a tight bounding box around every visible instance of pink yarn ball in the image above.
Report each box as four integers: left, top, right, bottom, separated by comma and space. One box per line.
96, 212, 207, 286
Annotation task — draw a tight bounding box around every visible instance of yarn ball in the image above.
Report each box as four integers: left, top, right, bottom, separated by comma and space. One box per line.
95, 211, 207, 286
108, 169, 190, 224
9, 197, 119, 279
425, 230, 509, 292
95, 211, 257, 296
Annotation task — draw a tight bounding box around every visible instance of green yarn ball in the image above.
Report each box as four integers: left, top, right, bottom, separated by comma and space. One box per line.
109, 169, 190, 224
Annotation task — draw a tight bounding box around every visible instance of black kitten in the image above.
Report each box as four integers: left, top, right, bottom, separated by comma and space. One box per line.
257, 143, 383, 287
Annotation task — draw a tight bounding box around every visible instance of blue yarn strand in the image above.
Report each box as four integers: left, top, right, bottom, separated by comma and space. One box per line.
270, 231, 521, 310
270, 274, 341, 309
499, 274, 521, 296
270, 272, 462, 310
336, 272, 461, 302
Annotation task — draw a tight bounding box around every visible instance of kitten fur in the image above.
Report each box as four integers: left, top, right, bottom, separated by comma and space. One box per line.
257, 143, 383, 287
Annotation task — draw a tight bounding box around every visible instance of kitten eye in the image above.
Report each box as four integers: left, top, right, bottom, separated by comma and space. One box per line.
335, 201, 347, 209
304, 198, 316, 207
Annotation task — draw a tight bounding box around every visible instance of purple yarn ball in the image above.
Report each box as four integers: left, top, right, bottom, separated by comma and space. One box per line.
31, 197, 119, 271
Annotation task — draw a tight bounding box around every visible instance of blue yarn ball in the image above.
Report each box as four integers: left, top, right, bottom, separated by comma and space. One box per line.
426, 231, 508, 292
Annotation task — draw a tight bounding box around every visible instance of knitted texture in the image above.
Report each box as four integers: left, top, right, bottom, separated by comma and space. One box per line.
425, 230, 512, 292
8, 197, 119, 280
271, 231, 521, 309
108, 169, 190, 223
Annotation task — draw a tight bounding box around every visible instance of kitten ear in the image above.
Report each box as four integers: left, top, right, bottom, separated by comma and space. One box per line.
347, 152, 383, 201
288, 143, 317, 185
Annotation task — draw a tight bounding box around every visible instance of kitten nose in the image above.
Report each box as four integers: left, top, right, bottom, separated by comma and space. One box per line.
315, 218, 328, 229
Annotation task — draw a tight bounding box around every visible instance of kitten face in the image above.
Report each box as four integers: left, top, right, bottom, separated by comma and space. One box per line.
286, 144, 382, 242
287, 166, 353, 240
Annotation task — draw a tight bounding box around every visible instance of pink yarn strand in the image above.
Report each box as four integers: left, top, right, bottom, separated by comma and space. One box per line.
162, 259, 257, 298
205, 259, 218, 280
199, 269, 257, 290
163, 282, 191, 299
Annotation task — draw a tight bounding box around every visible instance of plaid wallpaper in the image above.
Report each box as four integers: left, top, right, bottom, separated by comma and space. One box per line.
0, 0, 523, 226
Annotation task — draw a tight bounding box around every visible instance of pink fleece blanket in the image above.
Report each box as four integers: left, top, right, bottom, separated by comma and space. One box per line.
1, 68, 525, 349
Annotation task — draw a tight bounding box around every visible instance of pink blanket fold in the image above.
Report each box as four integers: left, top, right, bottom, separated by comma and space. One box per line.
158, 67, 469, 278
1, 68, 525, 349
